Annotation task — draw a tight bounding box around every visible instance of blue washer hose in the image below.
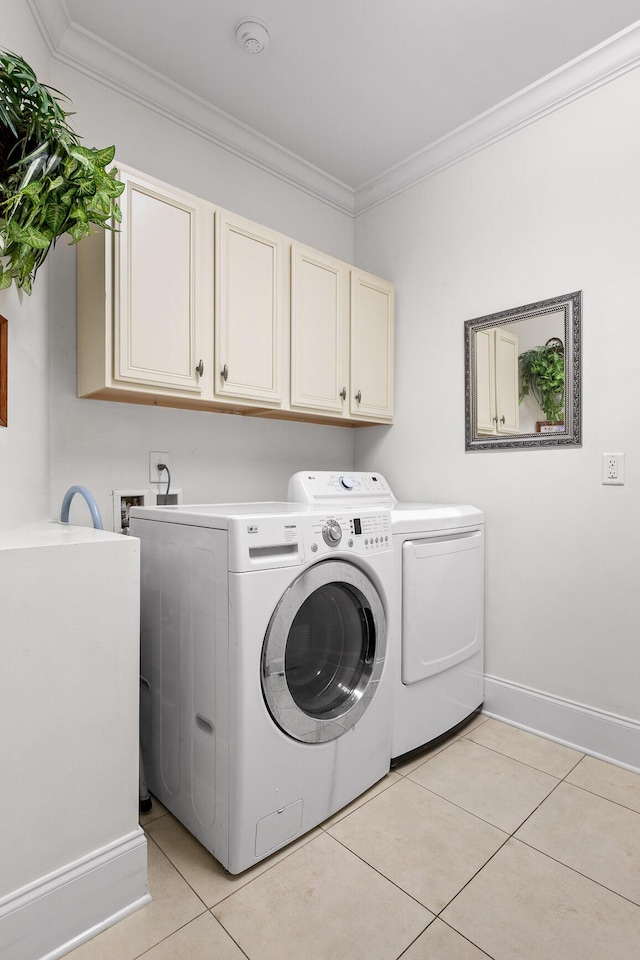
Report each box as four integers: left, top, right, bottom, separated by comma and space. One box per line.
60, 485, 104, 530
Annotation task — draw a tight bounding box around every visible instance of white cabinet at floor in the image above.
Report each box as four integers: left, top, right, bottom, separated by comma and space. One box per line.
290, 244, 350, 416
77, 165, 212, 404
215, 210, 288, 406
475, 327, 519, 435
350, 269, 395, 421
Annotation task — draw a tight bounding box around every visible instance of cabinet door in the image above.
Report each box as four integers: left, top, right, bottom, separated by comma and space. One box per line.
475, 328, 497, 435
495, 329, 520, 434
291, 245, 349, 413
350, 270, 394, 419
115, 169, 204, 393
215, 211, 287, 403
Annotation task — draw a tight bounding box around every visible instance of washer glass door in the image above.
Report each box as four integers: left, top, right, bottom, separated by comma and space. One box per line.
262, 560, 386, 743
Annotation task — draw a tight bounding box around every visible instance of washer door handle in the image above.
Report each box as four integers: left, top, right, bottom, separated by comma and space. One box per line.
363, 607, 376, 663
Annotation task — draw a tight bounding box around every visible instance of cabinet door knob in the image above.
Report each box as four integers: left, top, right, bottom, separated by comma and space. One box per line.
221, 364, 229, 381
493, 415, 498, 423
196, 359, 204, 377
355, 390, 362, 403
339, 387, 347, 401
500, 415, 506, 424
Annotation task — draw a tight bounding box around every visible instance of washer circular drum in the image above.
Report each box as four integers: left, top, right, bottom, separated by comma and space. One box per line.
261, 560, 387, 743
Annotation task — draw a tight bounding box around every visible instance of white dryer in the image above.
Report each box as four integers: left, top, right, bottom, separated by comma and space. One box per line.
130, 500, 393, 874
288, 473, 484, 762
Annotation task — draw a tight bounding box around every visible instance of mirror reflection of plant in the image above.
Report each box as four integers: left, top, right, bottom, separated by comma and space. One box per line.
519, 340, 565, 424
0, 50, 124, 294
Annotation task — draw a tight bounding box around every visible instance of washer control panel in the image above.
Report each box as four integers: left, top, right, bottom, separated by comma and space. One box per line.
309, 511, 391, 556
222, 505, 393, 572
288, 471, 396, 505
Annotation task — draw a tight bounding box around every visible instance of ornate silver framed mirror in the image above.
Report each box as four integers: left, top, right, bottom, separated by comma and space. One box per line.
465, 290, 581, 451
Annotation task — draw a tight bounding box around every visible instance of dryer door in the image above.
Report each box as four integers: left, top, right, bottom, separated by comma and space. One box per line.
262, 560, 386, 743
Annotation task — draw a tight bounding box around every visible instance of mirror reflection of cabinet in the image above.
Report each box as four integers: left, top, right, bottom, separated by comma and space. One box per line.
464, 290, 581, 451
475, 327, 519, 436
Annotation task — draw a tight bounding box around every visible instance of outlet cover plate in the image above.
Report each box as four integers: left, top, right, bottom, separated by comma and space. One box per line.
602, 452, 625, 485
149, 451, 170, 483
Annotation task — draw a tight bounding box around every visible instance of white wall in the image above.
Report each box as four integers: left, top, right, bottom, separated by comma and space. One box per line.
0, 1, 52, 531
355, 67, 640, 727
3, 55, 355, 531
47, 62, 355, 529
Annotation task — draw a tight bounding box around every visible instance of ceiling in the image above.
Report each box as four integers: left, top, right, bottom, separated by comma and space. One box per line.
27, 1, 640, 213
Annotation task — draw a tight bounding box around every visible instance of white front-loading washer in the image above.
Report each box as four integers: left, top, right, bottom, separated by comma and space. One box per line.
288, 473, 485, 762
130, 500, 393, 874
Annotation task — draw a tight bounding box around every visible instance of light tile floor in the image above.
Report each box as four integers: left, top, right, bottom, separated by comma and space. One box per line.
67, 716, 640, 960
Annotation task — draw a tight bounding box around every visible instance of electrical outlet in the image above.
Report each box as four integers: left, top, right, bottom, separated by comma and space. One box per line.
149, 451, 171, 484
602, 453, 625, 485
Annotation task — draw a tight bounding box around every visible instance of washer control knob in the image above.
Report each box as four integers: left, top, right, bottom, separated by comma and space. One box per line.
339, 475, 356, 490
322, 520, 343, 546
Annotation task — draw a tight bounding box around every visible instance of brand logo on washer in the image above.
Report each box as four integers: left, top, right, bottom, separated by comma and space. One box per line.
247, 525, 258, 534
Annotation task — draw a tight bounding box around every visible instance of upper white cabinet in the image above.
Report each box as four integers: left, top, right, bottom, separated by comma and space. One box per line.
116, 168, 207, 393
77, 164, 394, 425
77, 166, 211, 403
290, 244, 349, 415
350, 270, 394, 420
215, 211, 287, 405
475, 327, 519, 435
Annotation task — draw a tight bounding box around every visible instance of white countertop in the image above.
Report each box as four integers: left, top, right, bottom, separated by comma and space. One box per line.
0, 521, 131, 551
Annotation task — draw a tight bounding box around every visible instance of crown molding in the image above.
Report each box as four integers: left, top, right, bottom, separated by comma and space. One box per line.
353, 20, 640, 215
25, 0, 355, 215
26, 0, 68, 52
26, 3, 640, 218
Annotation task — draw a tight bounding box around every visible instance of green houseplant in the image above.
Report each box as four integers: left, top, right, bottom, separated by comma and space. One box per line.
0, 50, 124, 294
519, 338, 565, 424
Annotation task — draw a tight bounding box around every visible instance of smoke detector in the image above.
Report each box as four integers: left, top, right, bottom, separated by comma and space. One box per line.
235, 18, 270, 54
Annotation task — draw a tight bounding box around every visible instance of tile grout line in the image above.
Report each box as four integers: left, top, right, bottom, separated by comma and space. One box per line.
206, 908, 252, 960
508, 835, 640, 911
392, 715, 492, 773
401, 772, 552, 837
392, 736, 470, 778
393, 914, 498, 960
323, 828, 440, 922
432, 828, 513, 919
425, 761, 575, 920
204, 828, 322, 909
461, 733, 585, 779
319, 772, 402, 830
142, 831, 210, 911
561, 751, 587, 779
130, 913, 215, 960
436, 917, 498, 959
392, 916, 438, 960
561, 776, 640, 817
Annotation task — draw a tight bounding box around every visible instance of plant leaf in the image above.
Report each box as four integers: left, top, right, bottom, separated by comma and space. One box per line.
77, 178, 96, 197
67, 222, 90, 243
44, 202, 67, 234
93, 145, 116, 167
15, 224, 51, 249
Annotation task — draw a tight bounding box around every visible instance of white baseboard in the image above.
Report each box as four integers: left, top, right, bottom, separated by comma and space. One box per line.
483, 675, 640, 774
0, 829, 150, 960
